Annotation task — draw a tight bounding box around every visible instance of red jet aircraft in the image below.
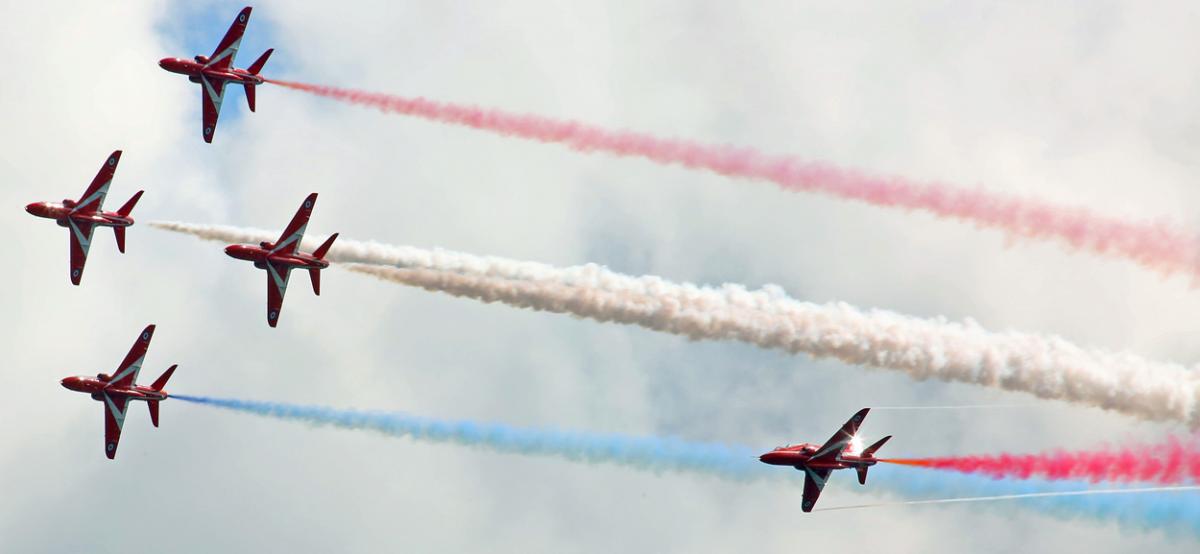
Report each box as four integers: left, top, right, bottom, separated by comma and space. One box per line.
225, 193, 338, 327
25, 150, 143, 285
60, 325, 177, 459
759, 408, 892, 512
158, 6, 272, 143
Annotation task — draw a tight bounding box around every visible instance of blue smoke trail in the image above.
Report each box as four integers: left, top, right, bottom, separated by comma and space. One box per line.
174, 394, 1200, 538
172, 394, 770, 480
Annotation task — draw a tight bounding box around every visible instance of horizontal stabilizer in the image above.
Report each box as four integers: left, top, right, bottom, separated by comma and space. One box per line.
116, 190, 143, 217
114, 227, 126, 253
862, 435, 892, 458
148, 400, 160, 428
309, 268, 321, 296
247, 48, 272, 75
150, 364, 176, 392
245, 83, 256, 112
313, 233, 338, 260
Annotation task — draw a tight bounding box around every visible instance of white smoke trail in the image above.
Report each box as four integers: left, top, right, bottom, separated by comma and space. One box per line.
150, 221, 1200, 427
813, 485, 1200, 512
870, 404, 1035, 411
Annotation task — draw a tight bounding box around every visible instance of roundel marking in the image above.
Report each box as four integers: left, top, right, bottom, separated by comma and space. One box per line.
142, 331, 151, 341
802, 500, 812, 509
108, 157, 116, 166
106, 443, 115, 452
239, 13, 246, 22
204, 127, 213, 136
72, 269, 81, 277
269, 311, 278, 320
304, 200, 313, 209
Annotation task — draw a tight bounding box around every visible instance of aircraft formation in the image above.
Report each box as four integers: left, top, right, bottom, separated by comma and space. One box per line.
31, 5, 887, 511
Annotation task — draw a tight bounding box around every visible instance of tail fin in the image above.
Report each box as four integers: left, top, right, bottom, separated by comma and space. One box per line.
150, 364, 176, 392
309, 269, 321, 295
313, 233, 338, 259
862, 435, 892, 458
245, 83, 257, 112
148, 401, 160, 427
117, 190, 142, 217
114, 227, 127, 253
856, 465, 869, 485
247, 48, 272, 75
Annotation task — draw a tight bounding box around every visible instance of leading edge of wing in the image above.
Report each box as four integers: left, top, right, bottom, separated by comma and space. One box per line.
205, 6, 252, 70
102, 392, 129, 460
200, 76, 227, 143
811, 408, 870, 462
270, 193, 318, 255
68, 219, 95, 286
266, 262, 292, 327
74, 150, 121, 213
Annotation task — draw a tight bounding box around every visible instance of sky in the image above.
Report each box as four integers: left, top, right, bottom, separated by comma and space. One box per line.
2, 1, 1199, 552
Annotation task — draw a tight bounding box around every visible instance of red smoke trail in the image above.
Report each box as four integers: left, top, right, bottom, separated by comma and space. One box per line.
882, 436, 1200, 484
268, 78, 1200, 279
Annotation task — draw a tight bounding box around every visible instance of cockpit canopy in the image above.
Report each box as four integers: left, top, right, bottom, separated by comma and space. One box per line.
194, 55, 210, 64
96, 373, 111, 381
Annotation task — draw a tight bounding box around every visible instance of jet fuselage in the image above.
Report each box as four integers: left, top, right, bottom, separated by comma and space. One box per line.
61, 375, 169, 402
25, 201, 134, 228
158, 57, 264, 86
224, 243, 331, 270
759, 443, 879, 470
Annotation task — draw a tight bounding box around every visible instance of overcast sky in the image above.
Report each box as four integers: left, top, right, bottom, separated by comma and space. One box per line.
2, 1, 1198, 552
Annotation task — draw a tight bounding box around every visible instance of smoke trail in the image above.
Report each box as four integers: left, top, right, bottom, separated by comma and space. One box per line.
872, 463, 1200, 538
149, 221, 1200, 427
814, 485, 1200, 512
871, 404, 1034, 411
266, 78, 1200, 279
174, 394, 1200, 537
173, 393, 769, 479
882, 436, 1200, 484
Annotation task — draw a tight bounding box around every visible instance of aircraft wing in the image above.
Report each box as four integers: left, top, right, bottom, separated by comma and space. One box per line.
108, 325, 155, 389
200, 75, 227, 143
270, 193, 317, 255
205, 6, 251, 70
67, 219, 95, 286
810, 408, 870, 462
102, 392, 129, 460
266, 262, 292, 327
800, 467, 832, 512
73, 150, 121, 213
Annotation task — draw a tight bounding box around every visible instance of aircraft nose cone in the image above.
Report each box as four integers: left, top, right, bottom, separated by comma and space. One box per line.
24, 202, 38, 214
158, 57, 170, 68
60, 377, 73, 389
223, 245, 237, 257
